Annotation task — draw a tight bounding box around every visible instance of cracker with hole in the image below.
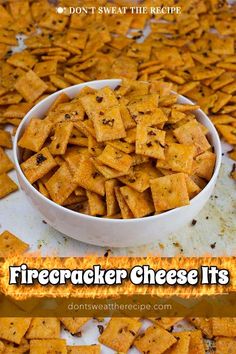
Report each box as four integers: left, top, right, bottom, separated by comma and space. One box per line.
49, 122, 73, 155
150, 173, 189, 212
0, 318, 32, 344
26, 318, 60, 339
134, 325, 177, 354
18, 118, 53, 152
45, 163, 78, 205
0, 174, 18, 199
98, 318, 141, 353
0, 230, 29, 257
15, 70, 48, 102
0, 147, 14, 174
156, 143, 195, 174
20, 147, 57, 184
30, 339, 67, 354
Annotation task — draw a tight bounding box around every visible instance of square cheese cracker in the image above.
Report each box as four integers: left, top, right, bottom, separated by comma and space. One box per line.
164, 332, 191, 354
0, 230, 29, 256
26, 318, 60, 339
134, 325, 177, 354
0, 173, 18, 199
0, 147, 14, 174
20, 147, 57, 184
15, 70, 48, 102
212, 318, 236, 337
156, 143, 195, 174
98, 145, 133, 173
0, 129, 12, 149
18, 118, 52, 153
93, 106, 126, 143
150, 173, 190, 212
215, 337, 236, 354
73, 155, 105, 196
67, 345, 100, 354
0, 318, 31, 344
174, 120, 211, 156
45, 163, 78, 205
99, 318, 141, 353
120, 186, 154, 218
30, 339, 67, 354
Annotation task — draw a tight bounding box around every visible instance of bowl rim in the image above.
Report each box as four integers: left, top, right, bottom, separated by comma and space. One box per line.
13, 79, 222, 224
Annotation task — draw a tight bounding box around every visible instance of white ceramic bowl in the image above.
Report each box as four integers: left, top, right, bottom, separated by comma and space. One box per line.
14, 79, 222, 248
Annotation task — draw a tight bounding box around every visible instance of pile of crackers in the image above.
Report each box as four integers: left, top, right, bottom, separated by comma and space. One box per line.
17, 80, 216, 218
0, 315, 235, 353
0, 0, 236, 202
